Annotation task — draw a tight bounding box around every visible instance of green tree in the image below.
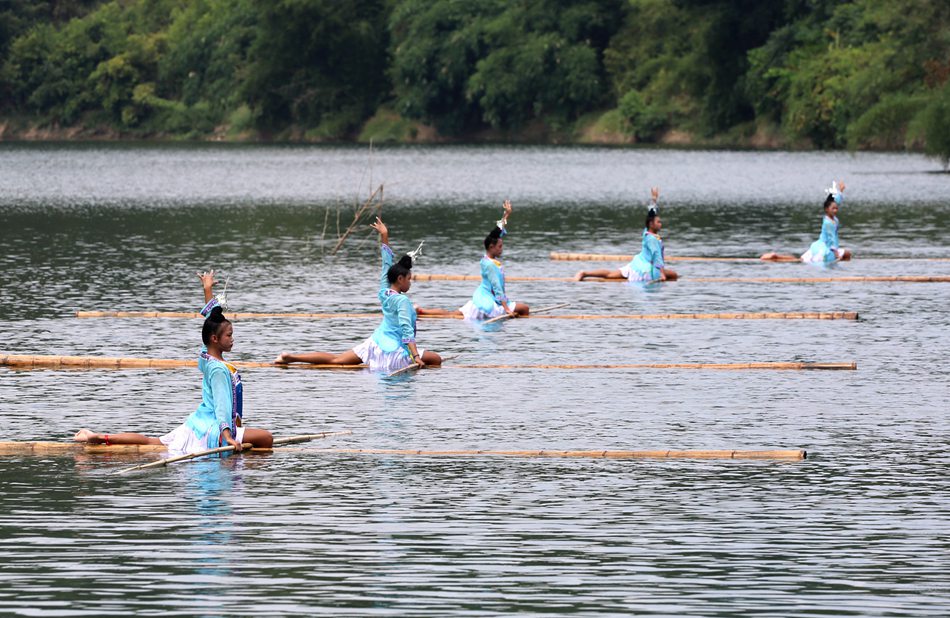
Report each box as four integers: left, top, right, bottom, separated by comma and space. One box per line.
911, 82, 950, 168
388, 0, 501, 134
242, 0, 390, 135
391, 0, 622, 134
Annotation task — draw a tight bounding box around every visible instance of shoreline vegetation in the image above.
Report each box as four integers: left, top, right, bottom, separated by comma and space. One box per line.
0, 109, 801, 150
0, 113, 783, 149
0, 1, 948, 165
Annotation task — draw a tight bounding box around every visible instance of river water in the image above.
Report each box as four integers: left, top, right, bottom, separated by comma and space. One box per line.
0, 143, 948, 616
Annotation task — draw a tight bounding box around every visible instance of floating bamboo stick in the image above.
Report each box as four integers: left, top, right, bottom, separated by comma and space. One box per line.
0, 431, 352, 457
76, 311, 382, 319
0, 354, 365, 370
413, 273, 557, 282
315, 448, 806, 460
517, 311, 860, 320
0, 356, 854, 371
690, 276, 950, 283
550, 252, 759, 262
0, 354, 855, 371
75, 310, 859, 320
460, 360, 844, 369
0, 442, 804, 460
112, 431, 351, 475
551, 252, 950, 262
482, 302, 571, 325
414, 274, 950, 283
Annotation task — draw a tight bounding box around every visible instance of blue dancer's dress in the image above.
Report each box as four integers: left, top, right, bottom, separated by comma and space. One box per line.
620, 229, 666, 282
160, 298, 244, 454
352, 243, 424, 371
801, 189, 846, 263
801, 215, 844, 263
459, 223, 518, 320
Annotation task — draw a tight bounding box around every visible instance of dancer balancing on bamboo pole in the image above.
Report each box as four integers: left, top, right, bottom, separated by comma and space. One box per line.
761, 181, 852, 263
73, 271, 273, 453
574, 187, 678, 282
274, 217, 442, 371
416, 200, 530, 320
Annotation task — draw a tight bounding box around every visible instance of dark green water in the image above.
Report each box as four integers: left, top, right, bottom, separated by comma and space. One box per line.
0, 144, 948, 616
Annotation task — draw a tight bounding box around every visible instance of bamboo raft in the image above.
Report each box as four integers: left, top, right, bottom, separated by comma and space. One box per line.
551, 252, 759, 262
0, 442, 804, 460
76, 311, 383, 319
414, 274, 950, 283
0, 354, 364, 370
0, 354, 856, 371
315, 448, 806, 460
0, 431, 350, 456
551, 251, 950, 262
452, 362, 855, 370
76, 310, 858, 320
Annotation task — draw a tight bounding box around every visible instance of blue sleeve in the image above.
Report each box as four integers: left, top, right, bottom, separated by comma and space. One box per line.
209, 366, 233, 435
649, 236, 664, 269
379, 244, 394, 301
486, 262, 507, 303
395, 296, 416, 344
821, 218, 838, 249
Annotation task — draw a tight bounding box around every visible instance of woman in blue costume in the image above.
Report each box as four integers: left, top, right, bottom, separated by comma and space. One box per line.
574, 187, 679, 282
417, 200, 531, 320
761, 181, 852, 263
274, 217, 442, 371
74, 271, 273, 453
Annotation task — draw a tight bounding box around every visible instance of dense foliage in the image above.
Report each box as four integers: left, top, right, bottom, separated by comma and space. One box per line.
1, 0, 948, 162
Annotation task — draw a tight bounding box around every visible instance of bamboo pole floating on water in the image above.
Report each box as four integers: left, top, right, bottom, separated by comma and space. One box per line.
550, 252, 760, 262
315, 448, 806, 460
76, 311, 384, 319
385, 354, 461, 378
482, 302, 571, 325
75, 310, 858, 320
413, 273, 950, 283
0, 354, 855, 371
550, 251, 950, 262
0, 432, 353, 456
0, 354, 367, 370
111, 431, 352, 475
0, 442, 804, 460
465, 359, 840, 369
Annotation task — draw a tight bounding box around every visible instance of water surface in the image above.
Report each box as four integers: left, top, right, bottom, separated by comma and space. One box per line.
1, 144, 948, 616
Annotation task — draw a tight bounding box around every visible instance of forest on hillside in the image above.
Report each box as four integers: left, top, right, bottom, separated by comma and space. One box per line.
1, 0, 948, 162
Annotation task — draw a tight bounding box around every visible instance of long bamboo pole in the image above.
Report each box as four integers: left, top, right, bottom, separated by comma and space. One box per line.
550, 251, 950, 262
0, 431, 353, 456
76, 311, 383, 319
0, 355, 855, 371
315, 448, 806, 460
508, 311, 860, 320
413, 273, 558, 282
482, 302, 571, 325
75, 311, 858, 320
550, 252, 760, 262
414, 274, 950, 283
0, 354, 366, 370
0, 442, 803, 460
690, 276, 950, 283
457, 360, 845, 369
111, 431, 352, 475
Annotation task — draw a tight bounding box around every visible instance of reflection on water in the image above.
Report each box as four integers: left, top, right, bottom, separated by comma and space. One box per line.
0, 145, 948, 615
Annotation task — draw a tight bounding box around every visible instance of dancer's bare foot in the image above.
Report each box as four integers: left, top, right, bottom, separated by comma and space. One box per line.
273, 352, 290, 365
574, 271, 586, 281
73, 428, 97, 442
